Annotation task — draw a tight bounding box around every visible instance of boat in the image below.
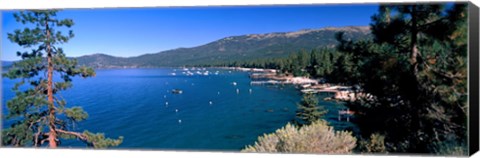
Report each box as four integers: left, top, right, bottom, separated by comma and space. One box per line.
339, 109, 355, 115
203, 71, 209, 76
185, 71, 194, 76
301, 88, 317, 94
172, 89, 183, 94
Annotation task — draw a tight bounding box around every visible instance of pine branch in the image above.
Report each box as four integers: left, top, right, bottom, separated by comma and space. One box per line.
424, 63, 465, 80
56, 129, 87, 140
34, 129, 43, 147
40, 137, 49, 145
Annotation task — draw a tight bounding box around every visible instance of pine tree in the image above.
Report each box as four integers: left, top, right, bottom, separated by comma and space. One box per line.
295, 93, 327, 126
337, 3, 468, 154
2, 10, 123, 148
330, 53, 354, 84
308, 49, 319, 77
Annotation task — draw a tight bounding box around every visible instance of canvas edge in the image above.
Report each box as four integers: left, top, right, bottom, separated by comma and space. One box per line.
468, 1, 480, 156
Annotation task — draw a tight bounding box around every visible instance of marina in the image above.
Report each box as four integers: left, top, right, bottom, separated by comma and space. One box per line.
246, 68, 364, 102
2, 68, 359, 150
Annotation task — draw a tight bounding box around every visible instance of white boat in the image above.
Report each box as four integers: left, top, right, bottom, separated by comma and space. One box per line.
172, 89, 183, 94
301, 89, 318, 94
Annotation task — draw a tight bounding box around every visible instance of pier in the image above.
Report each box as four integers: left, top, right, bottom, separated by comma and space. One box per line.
338, 108, 354, 122
250, 80, 283, 85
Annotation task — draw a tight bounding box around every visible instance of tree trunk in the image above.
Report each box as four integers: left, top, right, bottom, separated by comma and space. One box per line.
46, 19, 58, 148
409, 6, 423, 151
410, 6, 419, 76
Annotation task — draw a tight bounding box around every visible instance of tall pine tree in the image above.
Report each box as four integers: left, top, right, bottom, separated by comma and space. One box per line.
295, 93, 327, 126
2, 10, 123, 148
337, 3, 468, 154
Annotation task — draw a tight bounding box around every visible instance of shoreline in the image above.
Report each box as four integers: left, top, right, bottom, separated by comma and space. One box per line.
221, 66, 362, 102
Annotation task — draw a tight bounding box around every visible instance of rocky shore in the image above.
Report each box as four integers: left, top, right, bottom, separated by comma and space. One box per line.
226, 67, 365, 102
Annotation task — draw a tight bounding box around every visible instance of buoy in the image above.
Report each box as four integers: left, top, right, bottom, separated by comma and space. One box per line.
209, 101, 213, 105
178, 119, 182, 123
175, 109, 178, 113
165, 102, 169, 105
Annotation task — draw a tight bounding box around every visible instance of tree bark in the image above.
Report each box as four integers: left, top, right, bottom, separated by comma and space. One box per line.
46, 18, 58, 148
410, 6, 419, 76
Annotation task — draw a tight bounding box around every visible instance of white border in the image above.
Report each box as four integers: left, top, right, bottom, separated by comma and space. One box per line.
0, 148, 429, 158
0, 0, 477, 158
0, 0, 470, 10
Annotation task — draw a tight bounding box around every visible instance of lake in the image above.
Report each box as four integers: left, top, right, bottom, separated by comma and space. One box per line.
2, 68, 357, 151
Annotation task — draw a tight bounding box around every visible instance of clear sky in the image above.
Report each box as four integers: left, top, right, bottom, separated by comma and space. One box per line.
1, 4, 379, 61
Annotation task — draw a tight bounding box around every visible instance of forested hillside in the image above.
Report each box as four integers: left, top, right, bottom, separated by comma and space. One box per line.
75, 26, 370, 68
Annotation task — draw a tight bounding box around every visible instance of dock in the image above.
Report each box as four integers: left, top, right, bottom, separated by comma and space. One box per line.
250, 80, 283, 85
338, 108, 354, 122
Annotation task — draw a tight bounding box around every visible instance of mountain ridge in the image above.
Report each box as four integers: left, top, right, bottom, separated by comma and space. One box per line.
5, 26, 372, 68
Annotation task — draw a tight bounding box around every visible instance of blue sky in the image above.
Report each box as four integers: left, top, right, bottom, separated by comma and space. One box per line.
1, 4, 379, 61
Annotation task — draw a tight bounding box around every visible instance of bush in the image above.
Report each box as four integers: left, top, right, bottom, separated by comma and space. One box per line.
242, 120, 356, 154
357, 133, 387, 153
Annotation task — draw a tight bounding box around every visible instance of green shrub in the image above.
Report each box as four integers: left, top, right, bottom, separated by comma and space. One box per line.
242, 120, 356, 154
431, 141, 467, 156
358, 133, 387, 153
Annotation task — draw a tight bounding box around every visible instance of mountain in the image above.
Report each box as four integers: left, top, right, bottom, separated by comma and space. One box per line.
77, 26, 371, 68
2, 61, 15, 69
75, 54, 132, 68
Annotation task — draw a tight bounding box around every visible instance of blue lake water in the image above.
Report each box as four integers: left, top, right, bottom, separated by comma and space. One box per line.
2, 68, 357, 151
